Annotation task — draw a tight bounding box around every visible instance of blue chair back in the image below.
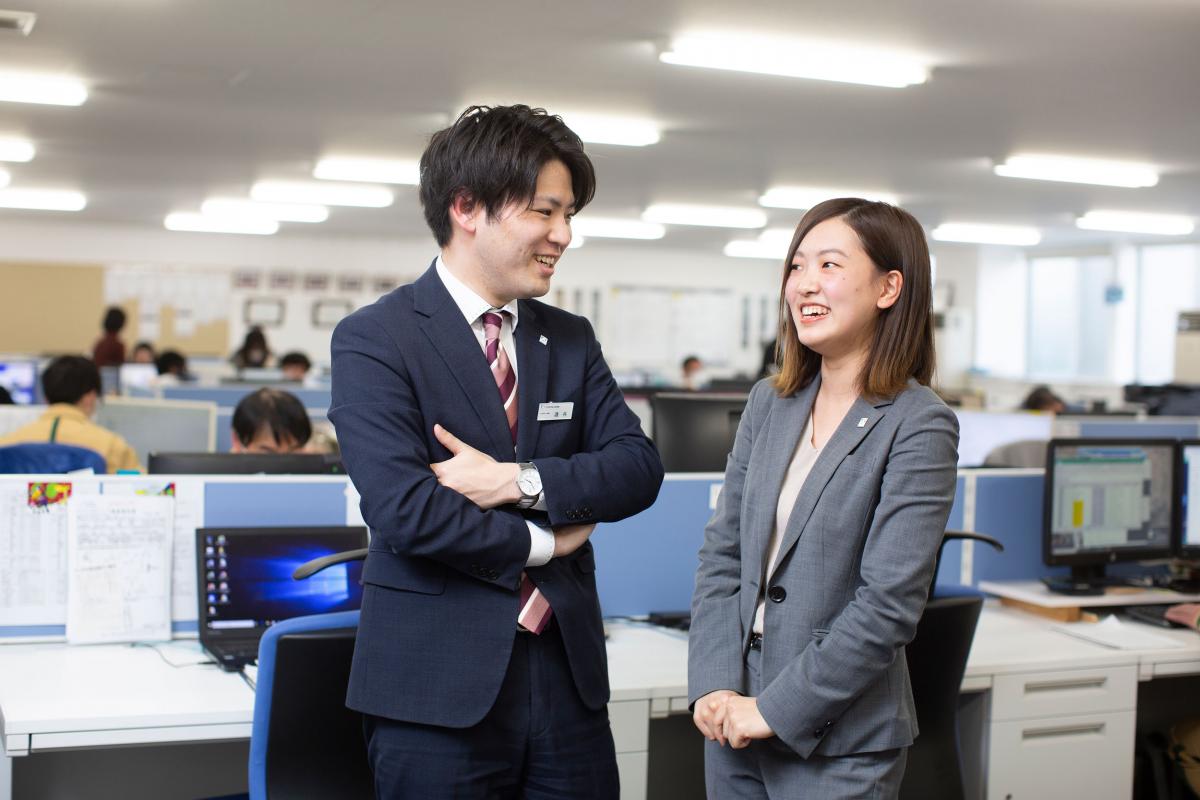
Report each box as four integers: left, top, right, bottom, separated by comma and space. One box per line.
0, 443, 107, 474
249, 609, 366, 800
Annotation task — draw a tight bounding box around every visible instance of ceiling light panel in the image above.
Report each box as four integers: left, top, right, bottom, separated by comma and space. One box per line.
724, 227, 796, 260
660, 33, 930, 88
561, 114, 661, 147
759, 186, 899, 209
0, 166, 8, 188
0, 72, 87, 106
313, 157, 420, 185
931, 223, 1041, 246
0, 188, 85, 211
993, 154, 1158, 188
643, 203, 767, 229
0, 137, 34, 162
164, 213, 278, 235
571, 217, 665, 240
1076, 210, 1194, 236
251, 180, 393, 208
202, 198, 329, 223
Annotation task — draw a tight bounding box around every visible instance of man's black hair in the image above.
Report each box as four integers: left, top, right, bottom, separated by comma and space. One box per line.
232, 387, 312, 449
102, 306, 127, 334
155, 350, 187, 377
42, 356, 102, 405
419, 104, 596, 247
279, 351, 312, 371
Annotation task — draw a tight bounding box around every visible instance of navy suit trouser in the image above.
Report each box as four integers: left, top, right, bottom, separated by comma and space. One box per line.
364, 620, 619, 799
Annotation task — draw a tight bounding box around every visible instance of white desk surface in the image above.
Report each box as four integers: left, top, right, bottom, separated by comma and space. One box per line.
979, 579, 1200, 608
4, 608, 1200, 756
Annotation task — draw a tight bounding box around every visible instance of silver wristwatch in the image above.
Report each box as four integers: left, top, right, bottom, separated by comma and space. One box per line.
515, 462, 542, 509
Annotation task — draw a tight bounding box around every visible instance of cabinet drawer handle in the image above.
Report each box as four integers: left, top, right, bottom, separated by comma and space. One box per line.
1022, 722, 1105, 740
1023, 677, 1106, 694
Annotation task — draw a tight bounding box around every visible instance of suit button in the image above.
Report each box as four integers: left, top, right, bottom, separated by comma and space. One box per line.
582, 506, 592, 516
767, 586, 786, 603
487, 569, 499, 579
813, 728, 824, 738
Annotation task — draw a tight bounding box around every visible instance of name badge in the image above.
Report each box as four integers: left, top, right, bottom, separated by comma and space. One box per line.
537, 402, 574, 421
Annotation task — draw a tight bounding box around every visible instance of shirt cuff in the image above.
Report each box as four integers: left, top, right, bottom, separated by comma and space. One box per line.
526, 520, 555, 567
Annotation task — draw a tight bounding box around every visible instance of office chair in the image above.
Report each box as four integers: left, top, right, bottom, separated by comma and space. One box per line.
899, 530, 1004, 800
0, 442, 107, 474
247, 549, 374, 799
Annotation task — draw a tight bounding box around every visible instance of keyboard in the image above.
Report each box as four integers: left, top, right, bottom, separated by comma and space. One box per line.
1120, 604, 1186, 629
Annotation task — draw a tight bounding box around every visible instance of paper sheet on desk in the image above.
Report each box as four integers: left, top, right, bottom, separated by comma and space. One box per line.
66, 494, 174, 644
0, 479, 100, 627
1052, 615, 1187, 650
103, 479, 204, 625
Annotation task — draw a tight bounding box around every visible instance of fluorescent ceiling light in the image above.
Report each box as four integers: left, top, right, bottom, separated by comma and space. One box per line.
993, 154, 1158, 188
643, 203, 767, 229
931, 223, 1041, 247
0, 137, 35, 162
572, 217, 665, 240
164, 212, 278, 235
251, 180, 393, 208
659, 34, 929, 88
0, 189, 86, 211
561, 114, 660, 147
568, 235, 585, 249
313, 157, 420, 185
0, 72, 87, 106
1076, 210, 1194, 236
0, 167, 8, 188
202, 198, 329, 223
724, 227, 796, 260
759, 185, 898, 209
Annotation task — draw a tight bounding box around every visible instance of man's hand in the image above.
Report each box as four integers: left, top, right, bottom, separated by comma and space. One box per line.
1165, 603, 1200, 630
722, 695, 774, 749
553, 523, 595, 558
430, 424, 520, 509
693, 689, 737, 745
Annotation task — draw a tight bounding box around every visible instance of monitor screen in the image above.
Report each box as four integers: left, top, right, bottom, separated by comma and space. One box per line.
148, 451, 344, 474
1044, 439, 1175, 566
0, 360, 38, 404
196, 526, 366, 631
1179, 442, 1200, 556
651, 392, 747, 472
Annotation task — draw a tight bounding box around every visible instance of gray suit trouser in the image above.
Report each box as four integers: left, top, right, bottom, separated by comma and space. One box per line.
704, 647, 907, 799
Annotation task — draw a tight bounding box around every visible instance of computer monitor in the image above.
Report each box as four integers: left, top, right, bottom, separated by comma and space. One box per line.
148, 451, 344, 474
1176, 441, 1200, 561
1043, 438, 1176, 592
0, 360, 38, 404
118, 363, 158, 393
195, 525, 366, 669
651, 392, 747, 472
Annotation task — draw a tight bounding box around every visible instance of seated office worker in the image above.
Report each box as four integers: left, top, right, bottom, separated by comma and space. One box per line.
690, 199, 959, 798
230, 387, 311, 453
330, 104, 664, 799
0, 355, 142, 473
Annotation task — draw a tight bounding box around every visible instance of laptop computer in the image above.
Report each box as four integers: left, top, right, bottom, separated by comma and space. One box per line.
195, 525, 368, 671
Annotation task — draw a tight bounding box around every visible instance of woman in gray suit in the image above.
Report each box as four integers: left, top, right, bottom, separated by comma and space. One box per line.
689, 198, 959, 798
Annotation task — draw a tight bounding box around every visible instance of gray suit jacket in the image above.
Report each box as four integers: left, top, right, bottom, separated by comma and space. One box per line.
689, 375, 959, 758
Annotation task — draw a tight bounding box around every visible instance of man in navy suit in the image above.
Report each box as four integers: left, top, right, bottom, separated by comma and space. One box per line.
330, 104, 664, 799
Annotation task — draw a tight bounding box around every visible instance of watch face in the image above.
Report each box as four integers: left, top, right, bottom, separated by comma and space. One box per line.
518, 469, 541, 495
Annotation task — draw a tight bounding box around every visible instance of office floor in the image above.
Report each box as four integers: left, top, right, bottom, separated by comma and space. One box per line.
13, 741, 249, 800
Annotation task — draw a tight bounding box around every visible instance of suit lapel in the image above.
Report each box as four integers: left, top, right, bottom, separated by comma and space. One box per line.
771, 392, 893, 569
514, 302, 549, 460
413, 264, 513, 458
744, 380, 819, 584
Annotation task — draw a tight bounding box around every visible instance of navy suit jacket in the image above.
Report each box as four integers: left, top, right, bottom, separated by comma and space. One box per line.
330, 263, 664, 727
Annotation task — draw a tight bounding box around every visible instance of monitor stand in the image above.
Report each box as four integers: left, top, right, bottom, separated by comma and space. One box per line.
1042, 565, 1114, 597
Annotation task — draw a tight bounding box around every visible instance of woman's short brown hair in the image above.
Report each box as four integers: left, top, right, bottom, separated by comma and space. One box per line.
773, 198, 935, 400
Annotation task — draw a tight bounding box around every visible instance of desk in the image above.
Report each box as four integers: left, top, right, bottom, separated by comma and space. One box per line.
4, 608, 1200, 800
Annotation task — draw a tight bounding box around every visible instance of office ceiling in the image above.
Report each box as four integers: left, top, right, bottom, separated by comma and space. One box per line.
1, 0, 1198, 252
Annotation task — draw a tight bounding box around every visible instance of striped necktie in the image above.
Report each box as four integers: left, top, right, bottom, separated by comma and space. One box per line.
481, 310, 552, 634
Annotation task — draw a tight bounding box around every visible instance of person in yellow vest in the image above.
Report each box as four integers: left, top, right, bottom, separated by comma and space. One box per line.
0, 355, 142, 473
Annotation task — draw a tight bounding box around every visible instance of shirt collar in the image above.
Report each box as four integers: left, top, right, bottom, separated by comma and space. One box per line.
45, 403, 89, 421
435, 255, 520, 329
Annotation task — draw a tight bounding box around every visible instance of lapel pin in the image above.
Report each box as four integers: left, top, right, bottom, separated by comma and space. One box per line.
538, 335, 548, 345
857, 417, 868, 428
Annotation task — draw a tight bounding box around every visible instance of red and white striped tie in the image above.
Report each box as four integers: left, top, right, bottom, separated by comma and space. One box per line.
481, 311, 552, 634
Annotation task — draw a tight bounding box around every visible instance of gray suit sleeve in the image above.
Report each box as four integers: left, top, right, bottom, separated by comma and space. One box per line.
688, 379, 770, 706
756, 398, 959, 757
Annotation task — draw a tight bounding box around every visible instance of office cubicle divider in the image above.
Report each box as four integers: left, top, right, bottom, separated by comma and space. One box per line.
95, 396, 218, 465
161, 385, 332, 410
1053, 416, 1200, 440
0, 404, 47, 437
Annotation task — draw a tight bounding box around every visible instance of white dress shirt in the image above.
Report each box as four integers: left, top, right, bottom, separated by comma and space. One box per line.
435, 255, 555, 567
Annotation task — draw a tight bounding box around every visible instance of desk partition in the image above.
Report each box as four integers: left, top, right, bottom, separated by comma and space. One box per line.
95, 397, 217, 465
